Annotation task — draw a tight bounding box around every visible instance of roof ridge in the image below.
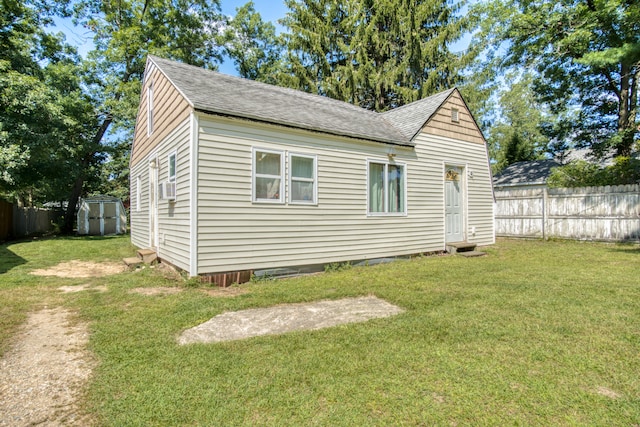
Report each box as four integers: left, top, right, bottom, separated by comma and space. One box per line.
380, 88, 456, 115
149, 55, 380, 117
147, 55, 459, 146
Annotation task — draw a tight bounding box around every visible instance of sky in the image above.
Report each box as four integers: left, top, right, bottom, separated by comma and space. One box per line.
221, 0, 288, 27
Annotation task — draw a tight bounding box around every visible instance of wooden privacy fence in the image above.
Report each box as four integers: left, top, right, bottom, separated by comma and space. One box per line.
5, 205, 63, 238
494, 184, 640, 242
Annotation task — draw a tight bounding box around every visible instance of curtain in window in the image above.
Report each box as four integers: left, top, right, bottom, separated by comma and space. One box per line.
256, 177, 280, 199
256, 152, 280, 175
292, 156, 313, 178
369, 163, 385, 212
291, 181, 313, 201
387, 164, 404, 213
255, 151, 281, 199
291, 156, 314, 202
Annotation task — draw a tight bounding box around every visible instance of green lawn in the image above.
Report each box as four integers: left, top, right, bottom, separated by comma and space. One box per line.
1, 236, 639, 426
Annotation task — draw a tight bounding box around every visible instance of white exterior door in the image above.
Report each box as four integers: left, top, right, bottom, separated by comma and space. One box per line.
149, 159, 159, 248
445, 166, 464, 243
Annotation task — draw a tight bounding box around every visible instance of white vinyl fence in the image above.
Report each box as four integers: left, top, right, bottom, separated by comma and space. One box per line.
494, 184, 640, 242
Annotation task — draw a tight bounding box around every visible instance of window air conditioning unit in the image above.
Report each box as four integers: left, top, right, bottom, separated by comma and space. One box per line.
160, 181, 176, 201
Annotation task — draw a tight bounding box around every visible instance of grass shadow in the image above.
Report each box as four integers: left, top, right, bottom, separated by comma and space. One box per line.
0, 244, 26, 274
606, 242, 640, 255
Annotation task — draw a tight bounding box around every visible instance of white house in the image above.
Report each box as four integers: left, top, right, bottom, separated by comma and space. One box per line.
130, 56, 495, 284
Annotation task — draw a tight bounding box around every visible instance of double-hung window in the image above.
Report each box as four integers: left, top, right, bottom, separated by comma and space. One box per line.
168, 152, 177, 182
253, 148, 284, 203
289, 153, 317, 204
368, 160, 406, 215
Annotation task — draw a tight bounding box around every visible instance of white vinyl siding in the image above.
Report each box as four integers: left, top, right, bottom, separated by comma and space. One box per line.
130, 117, 192, 272
130, 163, 149, 249
135, 176, 141, 212
413, 132, 495, 245
195, 115, 494, 274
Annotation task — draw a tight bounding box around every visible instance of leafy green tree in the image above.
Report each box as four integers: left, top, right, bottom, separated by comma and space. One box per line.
280, 0, 475, 111
52, 0, 225, 231
0, 0, 97, 207
488, 73, 547, 173
222, 1, 284, 84
475, 0, 640, 157
548, 157, 640, 188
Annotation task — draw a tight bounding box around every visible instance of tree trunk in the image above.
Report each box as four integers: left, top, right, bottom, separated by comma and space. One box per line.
616, 63, 633, 157
61, 115, 113, 233
62, 172, 86, 234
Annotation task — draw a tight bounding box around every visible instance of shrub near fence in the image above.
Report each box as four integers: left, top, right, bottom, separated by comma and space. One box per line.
494, 184, 640, 242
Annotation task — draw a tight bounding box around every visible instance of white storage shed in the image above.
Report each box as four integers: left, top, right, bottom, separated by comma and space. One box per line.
77, 195, 127, 235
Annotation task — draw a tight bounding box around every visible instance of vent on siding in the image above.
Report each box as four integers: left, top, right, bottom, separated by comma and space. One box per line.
451, 108, 460, 123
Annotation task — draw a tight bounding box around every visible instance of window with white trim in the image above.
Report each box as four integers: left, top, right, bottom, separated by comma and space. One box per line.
147, 83, 154, 136
253, 148, 284, 203
289, 153, 317, 204
368, 160, 406, 215
168, 152, 177, 182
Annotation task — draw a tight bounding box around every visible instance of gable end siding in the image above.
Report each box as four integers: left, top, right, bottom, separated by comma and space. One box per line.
131, 65, 192, 168
422, 92, 484, 145
414, 131, 495, 244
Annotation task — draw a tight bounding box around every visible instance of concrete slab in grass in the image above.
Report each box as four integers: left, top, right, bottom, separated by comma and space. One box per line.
177, 296, 404, 344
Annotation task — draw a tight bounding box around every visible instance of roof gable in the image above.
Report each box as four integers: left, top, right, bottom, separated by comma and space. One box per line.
148, 56, 468, 147
380, 88, 455, 140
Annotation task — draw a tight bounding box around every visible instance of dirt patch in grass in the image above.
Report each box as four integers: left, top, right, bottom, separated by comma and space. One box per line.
129, 287, 183, 296
178, 295, 404, 344
58, 284, 108, 293
596, 386, 622, 399
202, 287, 249, 298
0, 307, 95, 426
31, 260, 126, 279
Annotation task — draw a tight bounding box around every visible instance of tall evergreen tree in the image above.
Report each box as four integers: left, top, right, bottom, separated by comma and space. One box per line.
280, 0, 474, 111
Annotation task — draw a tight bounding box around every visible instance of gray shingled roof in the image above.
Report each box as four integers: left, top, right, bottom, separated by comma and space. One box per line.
149, 56, 457, 147
493, 159, 561, 187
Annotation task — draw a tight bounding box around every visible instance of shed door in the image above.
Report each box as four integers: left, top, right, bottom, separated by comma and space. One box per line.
103, 202, 117, 235
445, 166, 464, 243
88, 202, 102, 235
